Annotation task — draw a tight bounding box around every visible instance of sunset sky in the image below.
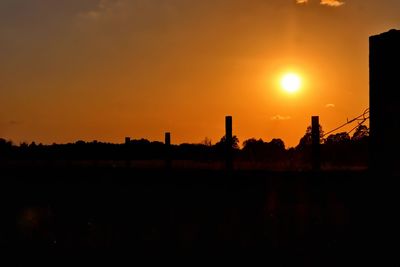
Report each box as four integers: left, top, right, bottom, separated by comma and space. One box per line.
1, 0, 399, 148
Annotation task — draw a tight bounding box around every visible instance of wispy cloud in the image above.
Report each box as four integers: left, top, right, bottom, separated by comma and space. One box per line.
79, 0, 124, 20
296, 0, 345, 7
271, 115, 292, 121
320, 0, 345, 7
325, 104, 335, 108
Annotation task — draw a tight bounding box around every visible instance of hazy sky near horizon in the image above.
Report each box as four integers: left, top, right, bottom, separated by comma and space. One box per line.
1, 0, 399, 147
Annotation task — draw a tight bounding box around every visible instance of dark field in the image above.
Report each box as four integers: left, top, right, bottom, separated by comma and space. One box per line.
2, 166, 397, 265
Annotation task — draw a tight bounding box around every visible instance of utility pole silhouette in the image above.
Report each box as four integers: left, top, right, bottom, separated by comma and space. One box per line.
225, 116, 233, 171
369, 29, 400, 173
312, 116, 321, 171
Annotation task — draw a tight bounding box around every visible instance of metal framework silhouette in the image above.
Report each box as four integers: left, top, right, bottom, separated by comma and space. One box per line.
322, 108, 370, 137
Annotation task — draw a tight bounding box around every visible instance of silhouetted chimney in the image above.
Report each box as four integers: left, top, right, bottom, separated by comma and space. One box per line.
369, 29, 400, 173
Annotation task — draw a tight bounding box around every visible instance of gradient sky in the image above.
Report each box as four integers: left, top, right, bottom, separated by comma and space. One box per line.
1, 0, 399, 147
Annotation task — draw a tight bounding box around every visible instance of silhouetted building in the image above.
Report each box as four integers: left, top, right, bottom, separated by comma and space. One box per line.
369, 29, 400, 172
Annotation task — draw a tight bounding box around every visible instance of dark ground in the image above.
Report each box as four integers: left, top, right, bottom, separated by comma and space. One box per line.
1, 166, 397, 265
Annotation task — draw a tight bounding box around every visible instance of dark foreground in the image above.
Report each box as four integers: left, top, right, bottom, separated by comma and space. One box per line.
1, 166, 397, 265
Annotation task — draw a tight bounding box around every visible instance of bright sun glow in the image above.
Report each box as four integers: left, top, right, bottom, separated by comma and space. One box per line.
281, 73, 302, 93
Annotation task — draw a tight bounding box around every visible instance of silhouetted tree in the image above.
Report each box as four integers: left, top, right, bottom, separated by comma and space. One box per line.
200, 137, 212, 147
215, 135, 240, 150
242, 138, 264, 150
242, 138, 265, 160
269, 138, 285, 150
297, 125, 324, 149
29, 142, 37, 148
325, 132, 350, 145
20, 142, 28, 149
352, 125, 369, 141
0, 138, 13, 159
0, 138, 12, 148
266, 138, 286, 162
130, 139, 151, 146
242, 138, 285, 161
75, 140, 86, 146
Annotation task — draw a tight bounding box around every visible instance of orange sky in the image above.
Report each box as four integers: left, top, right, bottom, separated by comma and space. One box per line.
1, 0, 399, 147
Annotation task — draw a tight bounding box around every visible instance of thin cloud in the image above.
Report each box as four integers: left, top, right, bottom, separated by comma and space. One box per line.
320, 0, 345, 7
79, 0, 124, 20
296, 0, 345, 7
325, 104, 335, 108
82, 10, 101, 20
271, 115, 292, 121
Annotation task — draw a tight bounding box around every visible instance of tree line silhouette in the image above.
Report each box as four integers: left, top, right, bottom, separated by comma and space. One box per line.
0, 124, 369, 168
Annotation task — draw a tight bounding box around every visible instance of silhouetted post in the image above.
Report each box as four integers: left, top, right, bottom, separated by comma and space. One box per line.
370, 29, 400, 173
125, 137, 131, 145
165, 132, 171, 169
125, 137, 131, 167
225, 116, 233, 171
312, 116, 321, 171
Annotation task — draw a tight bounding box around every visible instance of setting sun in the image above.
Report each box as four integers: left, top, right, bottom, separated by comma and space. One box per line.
281, 73, 302, 94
